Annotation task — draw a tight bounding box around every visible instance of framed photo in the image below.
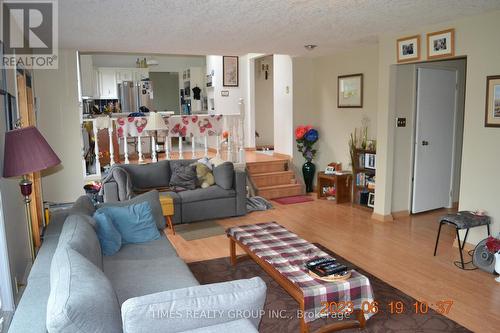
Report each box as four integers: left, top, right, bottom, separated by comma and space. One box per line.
397, 35, 421, 63
338, 73, 363, 108
485, 75, 500, 127
6, 94, 18, 131
364, 153, 376, 170
367, 193, 375, 208
223, 56, 239, 87
427, 28, 455, 60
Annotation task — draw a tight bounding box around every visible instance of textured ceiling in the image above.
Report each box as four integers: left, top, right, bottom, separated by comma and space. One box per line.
59, 0, 500, 56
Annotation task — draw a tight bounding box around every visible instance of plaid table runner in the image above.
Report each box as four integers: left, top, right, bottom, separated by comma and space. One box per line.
227, 221, 375, 323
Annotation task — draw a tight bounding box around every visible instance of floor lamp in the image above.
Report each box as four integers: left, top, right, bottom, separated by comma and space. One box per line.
3, 126, 61, 262
144, 112, 168, 163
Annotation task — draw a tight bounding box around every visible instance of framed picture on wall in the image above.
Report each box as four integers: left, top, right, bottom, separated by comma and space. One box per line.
427, 28, 455, 60
485, 75, 500, 127
396, 35, 421, 63
338, 73, 363, 108
223, 56, 239, 87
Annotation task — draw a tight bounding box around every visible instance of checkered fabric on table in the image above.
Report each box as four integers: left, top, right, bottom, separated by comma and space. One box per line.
227, 221, 375, 323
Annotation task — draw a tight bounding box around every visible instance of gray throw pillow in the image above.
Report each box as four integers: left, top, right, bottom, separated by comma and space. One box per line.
97, 190, 165, 229
169, 164, 198, 190
213, 162, 234, 190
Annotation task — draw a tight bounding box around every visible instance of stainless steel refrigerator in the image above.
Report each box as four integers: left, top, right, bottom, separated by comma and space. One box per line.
117, 81, 139, 114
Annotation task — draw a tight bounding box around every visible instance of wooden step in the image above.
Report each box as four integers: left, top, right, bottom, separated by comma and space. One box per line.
251, 171, 295, 187
257, 184, 303, 199
246, 160, 289, 174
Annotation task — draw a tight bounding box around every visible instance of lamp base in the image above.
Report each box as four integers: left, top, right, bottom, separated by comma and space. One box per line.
19, 176, 35, 262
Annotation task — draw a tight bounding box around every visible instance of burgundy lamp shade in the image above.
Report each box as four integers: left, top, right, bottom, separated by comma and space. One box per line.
3, 126, 61, 178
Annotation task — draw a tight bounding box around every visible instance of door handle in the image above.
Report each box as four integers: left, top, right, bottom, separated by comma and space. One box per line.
422, 140, 429, 146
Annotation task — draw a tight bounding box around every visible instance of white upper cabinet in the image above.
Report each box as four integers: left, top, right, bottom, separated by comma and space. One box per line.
80, 55, 99, 98
98, 68, 118, 99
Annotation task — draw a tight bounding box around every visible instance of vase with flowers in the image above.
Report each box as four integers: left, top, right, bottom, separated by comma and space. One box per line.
295, 125, 319, 192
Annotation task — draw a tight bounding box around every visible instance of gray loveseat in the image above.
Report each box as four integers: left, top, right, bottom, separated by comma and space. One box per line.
9, 194, 266, 333
101, 160, 246, 224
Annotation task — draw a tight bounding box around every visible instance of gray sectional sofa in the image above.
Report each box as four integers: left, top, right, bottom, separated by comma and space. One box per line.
9, 194, 266, 333
101, 160, 247, 224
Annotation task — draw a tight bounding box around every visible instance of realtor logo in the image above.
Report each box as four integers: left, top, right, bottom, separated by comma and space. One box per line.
1, 0, 58, 69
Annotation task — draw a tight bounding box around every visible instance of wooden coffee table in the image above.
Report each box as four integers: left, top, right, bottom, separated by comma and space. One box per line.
227, 223, 369, 333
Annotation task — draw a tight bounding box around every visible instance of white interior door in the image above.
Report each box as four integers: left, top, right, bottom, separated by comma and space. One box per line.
412, 68, 457, 214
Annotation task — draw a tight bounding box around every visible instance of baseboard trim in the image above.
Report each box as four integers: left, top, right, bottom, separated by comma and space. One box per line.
371, 212, 394, 222
392, 210, 410, 218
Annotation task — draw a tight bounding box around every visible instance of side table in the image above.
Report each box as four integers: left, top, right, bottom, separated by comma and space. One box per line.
159, 196, 175, 235
316, 172, 352, 203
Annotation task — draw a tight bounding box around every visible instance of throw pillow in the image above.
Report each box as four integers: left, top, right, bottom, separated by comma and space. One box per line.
213, 162, 234, 190
193, 162, 215, 188
169, 164, 198, 190
96, 201, 161, 244
93, 211, 122, 256
97, 190, 165, 229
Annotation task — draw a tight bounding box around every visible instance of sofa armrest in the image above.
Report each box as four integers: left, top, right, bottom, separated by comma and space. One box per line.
234, 169, 247, 216
121, 277, 266, 333
103, 181, 120, 202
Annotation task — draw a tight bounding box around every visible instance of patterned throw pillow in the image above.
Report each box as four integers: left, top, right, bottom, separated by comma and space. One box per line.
169, 164, 198, 190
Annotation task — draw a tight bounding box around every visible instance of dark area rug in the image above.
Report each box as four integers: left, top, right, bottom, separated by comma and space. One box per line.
188, 243, 470, 332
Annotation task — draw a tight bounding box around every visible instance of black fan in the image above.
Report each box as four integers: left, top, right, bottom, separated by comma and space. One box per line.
472, 239, 496, 274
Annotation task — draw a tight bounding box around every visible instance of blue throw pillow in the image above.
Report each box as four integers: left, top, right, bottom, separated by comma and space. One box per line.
93, 211, 122, 256
96, 201, 161, 244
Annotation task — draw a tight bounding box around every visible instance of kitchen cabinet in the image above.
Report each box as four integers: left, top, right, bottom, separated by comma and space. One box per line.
98, 68, 117, 99
115, 69, 134, 83
80, 55, 99, 98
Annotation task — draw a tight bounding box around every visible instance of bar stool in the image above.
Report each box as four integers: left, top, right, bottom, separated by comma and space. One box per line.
434, 211, 491, 269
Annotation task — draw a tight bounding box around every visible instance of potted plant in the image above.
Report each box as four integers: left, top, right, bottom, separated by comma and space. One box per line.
295, 125, 319, 192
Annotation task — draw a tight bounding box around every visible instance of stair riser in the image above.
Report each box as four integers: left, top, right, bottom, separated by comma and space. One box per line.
253, 173, 295, 187
247, 162, 288, 174
258, 186, 303, 199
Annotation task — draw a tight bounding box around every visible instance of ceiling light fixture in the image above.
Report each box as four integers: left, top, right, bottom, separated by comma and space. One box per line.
304, 44, 318, 51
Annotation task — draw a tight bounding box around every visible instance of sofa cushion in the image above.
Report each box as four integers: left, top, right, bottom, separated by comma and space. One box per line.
58, 215, 102, 269
102, 234, 177, 261
47, 248, 122, 333
70, 195, 96, 216
98, 190, 165, 229
103, 256, 199, 304
120, 160, 171, 189
97, 201, 161, 244
213, 162, 234, 190
94, 211, 122, 256
178, 185, 236, 204
170, 163, 198, 190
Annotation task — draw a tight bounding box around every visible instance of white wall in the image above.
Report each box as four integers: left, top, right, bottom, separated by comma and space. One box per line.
291, 45, 379, 180
375, 10, 500, 244
34, 50, 85, 203
254, 55, 274, 146
273, 55, 294, 156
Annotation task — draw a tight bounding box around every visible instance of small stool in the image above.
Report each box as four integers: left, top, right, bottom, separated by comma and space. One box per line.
434, 211, 491, 269
159, 195, 175, 235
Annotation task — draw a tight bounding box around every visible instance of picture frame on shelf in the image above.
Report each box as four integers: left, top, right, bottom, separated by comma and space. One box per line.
485, 75, 500, 127
367, 192, 375, 208
223, 56, 239, 87
396, 35, 421, 63
427, 28, 455, 60
364, 153, 376, 169
338, 73, 363, 108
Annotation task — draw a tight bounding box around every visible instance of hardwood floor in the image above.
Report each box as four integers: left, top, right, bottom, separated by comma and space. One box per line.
167, 197, 499, 333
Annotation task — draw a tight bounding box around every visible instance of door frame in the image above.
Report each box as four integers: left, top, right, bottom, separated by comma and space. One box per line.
410, 66, 460, 213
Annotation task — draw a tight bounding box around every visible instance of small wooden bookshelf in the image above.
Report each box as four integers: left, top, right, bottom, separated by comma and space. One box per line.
352, 148, 376, 209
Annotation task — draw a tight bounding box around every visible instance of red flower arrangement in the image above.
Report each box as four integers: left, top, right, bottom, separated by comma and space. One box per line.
486, 236, 500, 254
